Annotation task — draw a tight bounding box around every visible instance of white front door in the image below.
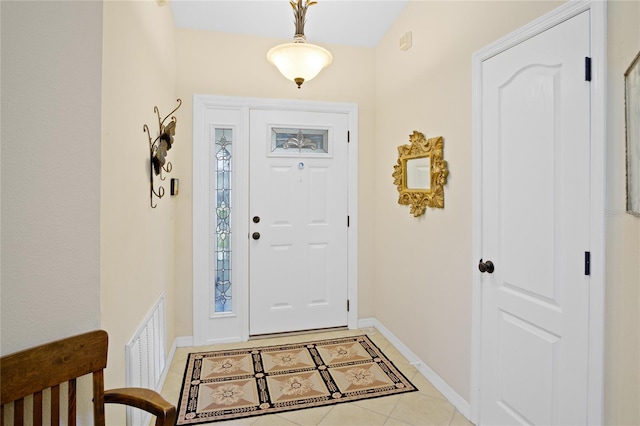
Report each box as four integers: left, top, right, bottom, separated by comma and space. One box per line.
478, 10, 591, 425
249, 109, 349, 335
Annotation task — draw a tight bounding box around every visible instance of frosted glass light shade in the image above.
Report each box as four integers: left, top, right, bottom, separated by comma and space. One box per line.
267, 42, 333, 88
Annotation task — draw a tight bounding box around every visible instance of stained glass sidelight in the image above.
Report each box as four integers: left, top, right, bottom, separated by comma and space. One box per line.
214, 128, 232, 313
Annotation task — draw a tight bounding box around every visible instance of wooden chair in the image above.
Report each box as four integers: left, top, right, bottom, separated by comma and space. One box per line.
0, 330, 176, 426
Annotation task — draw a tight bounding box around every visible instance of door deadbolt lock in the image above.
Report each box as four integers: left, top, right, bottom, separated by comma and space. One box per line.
252, 232, 261, 240
478, 259, 495, 273
253, 216, 260, 223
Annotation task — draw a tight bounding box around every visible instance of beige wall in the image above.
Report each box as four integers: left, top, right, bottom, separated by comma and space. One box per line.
1, 2, 103, 421
173, 29, 377, 336
373, 1, 562, 401
100, 0, 177, 423
1, 1, 102, 353
373, 0, 640, 420
604, 1, 640, 425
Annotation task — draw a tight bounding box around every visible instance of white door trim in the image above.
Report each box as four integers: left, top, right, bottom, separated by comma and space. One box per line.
193, 95, 359, 346
470, 1, 606, 424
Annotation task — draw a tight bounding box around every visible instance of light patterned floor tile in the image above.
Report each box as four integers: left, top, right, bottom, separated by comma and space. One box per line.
449, 410, 473, 426
250, 413, 298, 425
353, 394, 401, 416
384, 417, 413, 426
277, 405, 333, 425
206, 416, 255, 426
319, 403, 388, 426
367, 334, 393, 353
396, 364, 420, 382
389, 392, 455, 426
409, 371, 446, 400
161, 369, 186, 403
379, 344, 415, 367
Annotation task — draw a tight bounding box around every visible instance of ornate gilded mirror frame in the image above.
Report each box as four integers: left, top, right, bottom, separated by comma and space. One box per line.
392, 131, 449, 217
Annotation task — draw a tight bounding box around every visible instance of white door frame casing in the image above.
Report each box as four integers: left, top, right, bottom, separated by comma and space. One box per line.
193, 95, 359, 345
470, 1, 606, 425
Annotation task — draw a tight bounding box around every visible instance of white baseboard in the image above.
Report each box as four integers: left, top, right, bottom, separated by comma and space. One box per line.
358, 317, 472, 422
155, 336, 192, 393
155, 338, 178, 392
357, 317, 375, 329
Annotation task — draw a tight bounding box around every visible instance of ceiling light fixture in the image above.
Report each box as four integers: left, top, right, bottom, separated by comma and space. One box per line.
267, 0, 333, 89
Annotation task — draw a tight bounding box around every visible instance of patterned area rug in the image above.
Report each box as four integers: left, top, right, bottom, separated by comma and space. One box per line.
176, 335, 417, 424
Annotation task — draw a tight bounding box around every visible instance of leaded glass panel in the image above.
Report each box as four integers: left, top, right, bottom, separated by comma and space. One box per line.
214, 128, 232, 313
271, 127, 329, 155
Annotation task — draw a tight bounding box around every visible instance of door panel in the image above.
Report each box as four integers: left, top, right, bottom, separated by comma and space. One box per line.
498, 312, 558, 426
499, 66, 559, 302
249, 109, 349, 335
480, 11, 590, 425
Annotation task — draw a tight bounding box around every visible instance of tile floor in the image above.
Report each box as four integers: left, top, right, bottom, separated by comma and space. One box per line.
159, 328, 474, 426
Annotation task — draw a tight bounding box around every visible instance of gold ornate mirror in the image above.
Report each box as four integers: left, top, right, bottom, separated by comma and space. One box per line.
392, 131, 449, 217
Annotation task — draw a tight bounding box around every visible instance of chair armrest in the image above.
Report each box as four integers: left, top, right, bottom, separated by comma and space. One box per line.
104, 387, 176, 426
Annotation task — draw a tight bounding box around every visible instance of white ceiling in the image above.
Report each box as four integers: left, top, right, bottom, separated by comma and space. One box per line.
169, 0, 409, 48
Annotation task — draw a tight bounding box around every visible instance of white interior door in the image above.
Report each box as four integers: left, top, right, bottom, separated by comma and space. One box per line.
249, 109, 349, 335
479, 10, 591, 425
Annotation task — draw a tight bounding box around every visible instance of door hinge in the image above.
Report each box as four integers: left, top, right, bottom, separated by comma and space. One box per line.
347, 131, 350, 143
585, 57, 592, 81
585, 251, 591, 275
347, 300, 350, 312
347, 215, 350, 227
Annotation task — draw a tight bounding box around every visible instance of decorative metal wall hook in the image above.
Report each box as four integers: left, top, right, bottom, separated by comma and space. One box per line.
144, 98, 182, 208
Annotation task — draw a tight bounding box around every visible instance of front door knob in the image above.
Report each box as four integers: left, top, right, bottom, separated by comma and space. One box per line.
252, 232, 261, 240
478, 259, 495, 273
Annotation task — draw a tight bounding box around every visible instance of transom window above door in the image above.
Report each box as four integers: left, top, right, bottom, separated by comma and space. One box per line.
270, 127, 330, 156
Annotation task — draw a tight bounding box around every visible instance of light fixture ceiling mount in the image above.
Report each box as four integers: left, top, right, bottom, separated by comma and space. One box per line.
267, 0, 333, 88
